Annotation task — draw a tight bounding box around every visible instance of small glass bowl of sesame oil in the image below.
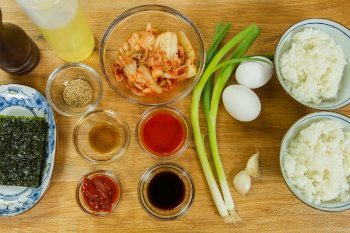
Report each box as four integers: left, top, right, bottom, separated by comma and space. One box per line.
46, 63, 103, 116
74, 109, 130, 164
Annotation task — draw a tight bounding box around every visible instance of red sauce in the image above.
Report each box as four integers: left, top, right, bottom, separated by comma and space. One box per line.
81, 175, 119, 212
141, 112, 185, 156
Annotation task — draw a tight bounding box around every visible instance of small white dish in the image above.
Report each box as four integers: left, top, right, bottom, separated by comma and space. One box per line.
0, 84, 56, 217
280, 111, 350, 211
275, 18, 350, 110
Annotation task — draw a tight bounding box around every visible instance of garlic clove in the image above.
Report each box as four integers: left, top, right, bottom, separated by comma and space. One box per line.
233, 170, 251, 196
245, 150, 260, 177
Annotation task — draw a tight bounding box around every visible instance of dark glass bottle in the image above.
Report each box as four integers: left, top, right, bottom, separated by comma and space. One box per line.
0, 8, 40, 75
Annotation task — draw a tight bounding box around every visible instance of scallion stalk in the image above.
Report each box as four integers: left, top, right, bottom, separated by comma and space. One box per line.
203, 23, 231, 118
191, 24, 259, 223
206, 28, 260, 219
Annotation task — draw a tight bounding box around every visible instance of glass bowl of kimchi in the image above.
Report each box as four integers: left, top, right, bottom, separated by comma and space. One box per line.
99, 5, 205, 106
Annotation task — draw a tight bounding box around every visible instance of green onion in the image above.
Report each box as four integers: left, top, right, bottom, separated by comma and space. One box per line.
203, 57, 270, 78
207, 28, 260, 217
191, 24, 260, 223
203, 23, 231, 118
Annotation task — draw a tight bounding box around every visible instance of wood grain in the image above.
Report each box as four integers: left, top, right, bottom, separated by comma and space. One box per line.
1, 0, 350, 232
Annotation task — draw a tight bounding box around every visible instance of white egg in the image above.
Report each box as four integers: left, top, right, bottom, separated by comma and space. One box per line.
235, 56, 273, 89
222, 85, 261, 122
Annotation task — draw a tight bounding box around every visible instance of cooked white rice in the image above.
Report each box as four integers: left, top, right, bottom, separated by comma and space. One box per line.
280, 28, 346, 104
283, 119, 350, 204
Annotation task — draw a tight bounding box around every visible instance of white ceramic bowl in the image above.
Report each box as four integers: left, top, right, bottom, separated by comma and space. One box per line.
280, 111, 350, 211
275, 19, 350, 110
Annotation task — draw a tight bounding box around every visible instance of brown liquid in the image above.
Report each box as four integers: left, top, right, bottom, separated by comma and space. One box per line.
147, 171, 185, 210
88, 124, 119, 154
0, 8, 40, 75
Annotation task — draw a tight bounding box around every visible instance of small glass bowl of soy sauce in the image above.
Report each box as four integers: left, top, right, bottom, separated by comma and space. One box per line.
138, 163, 195, 220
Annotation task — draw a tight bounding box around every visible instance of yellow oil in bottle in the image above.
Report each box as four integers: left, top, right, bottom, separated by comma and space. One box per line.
37, 5, 95, 62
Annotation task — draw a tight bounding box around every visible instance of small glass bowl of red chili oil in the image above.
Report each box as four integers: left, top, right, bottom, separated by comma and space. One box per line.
138, 163, 195, 220
76, 170, 122, 216
136, 106, 190, 160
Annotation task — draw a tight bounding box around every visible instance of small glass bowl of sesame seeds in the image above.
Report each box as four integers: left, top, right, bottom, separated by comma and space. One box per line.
46, 63, 103, 116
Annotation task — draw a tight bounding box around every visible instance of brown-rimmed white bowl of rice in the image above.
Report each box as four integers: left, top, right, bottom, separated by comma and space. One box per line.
275, 19, 350, 110
280, 111, 350, 211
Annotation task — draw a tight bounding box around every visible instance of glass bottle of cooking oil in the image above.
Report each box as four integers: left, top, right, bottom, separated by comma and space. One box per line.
16, 0, 95, 62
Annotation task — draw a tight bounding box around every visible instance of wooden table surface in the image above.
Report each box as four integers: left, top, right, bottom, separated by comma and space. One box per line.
1, 0, 350, 232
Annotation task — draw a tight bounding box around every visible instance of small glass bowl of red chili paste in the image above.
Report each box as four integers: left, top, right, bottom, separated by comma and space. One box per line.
76, 170, 122, 216
136, 106, 190, 160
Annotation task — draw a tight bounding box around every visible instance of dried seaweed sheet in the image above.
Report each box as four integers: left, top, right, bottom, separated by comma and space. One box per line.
0, 115, 47, 187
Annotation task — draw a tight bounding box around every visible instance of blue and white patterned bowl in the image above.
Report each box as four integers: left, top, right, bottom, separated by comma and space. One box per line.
0, 84, 56, 217
275, 18, 350, 110
280, 112, 350, 211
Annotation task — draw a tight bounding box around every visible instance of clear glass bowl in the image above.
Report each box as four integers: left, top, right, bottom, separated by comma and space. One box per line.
74, 110, 130, 164
99, 5, 205, 106
76, 170, 122, 216
136, 106, 190, 160
46, 63, 103, 116
138, 163, 195, 220
280, 111, 350, 211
